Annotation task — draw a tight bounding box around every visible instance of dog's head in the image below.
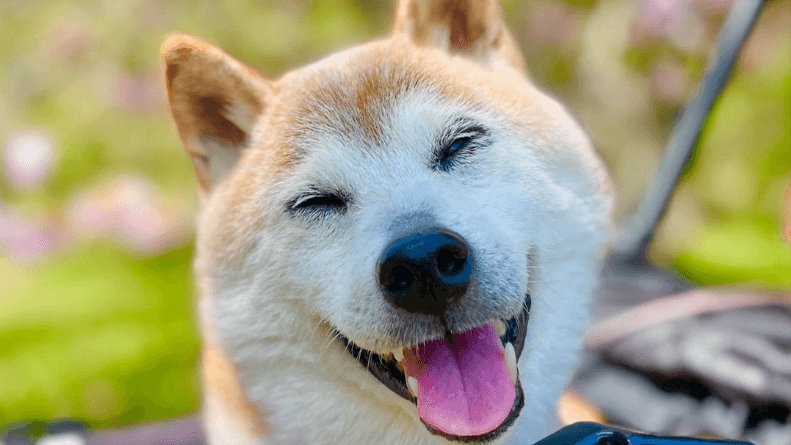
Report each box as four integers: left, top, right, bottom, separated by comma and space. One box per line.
163, 0, 613, 443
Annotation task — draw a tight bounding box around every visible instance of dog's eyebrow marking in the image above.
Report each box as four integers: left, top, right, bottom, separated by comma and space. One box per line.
432, 117, 490, 171
284, 63, 427, 153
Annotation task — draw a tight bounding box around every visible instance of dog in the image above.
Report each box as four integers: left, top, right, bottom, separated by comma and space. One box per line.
162, 0, 613, 443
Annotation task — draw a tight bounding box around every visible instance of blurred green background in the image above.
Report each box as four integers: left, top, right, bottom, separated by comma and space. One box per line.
1, 0, 789, 430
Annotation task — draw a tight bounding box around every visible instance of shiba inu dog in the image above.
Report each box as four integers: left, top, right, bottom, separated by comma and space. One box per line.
162, 0, 613, 443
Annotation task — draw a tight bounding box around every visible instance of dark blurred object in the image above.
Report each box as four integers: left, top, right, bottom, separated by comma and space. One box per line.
1, 419, 87, 445
0, 416, 204, 445
533, 421, 754, 445
86, 415, 204, 445
573, 285, 791, 445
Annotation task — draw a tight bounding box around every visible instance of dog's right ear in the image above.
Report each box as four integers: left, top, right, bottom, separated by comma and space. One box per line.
162, 34, 271, 192
392, 0, 525, 73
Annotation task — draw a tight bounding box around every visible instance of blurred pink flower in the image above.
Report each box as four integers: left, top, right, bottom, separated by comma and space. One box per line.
635, 0, 691, 37
694, 0, 735, 15
651, 59, 690, 104
66, 175, 191, 256
737, 1, 791, 72
0, 205, 64, 262
3, 130, 57, 191
526, 1, 581, 49
66, 190, 118, 238
632, 0, 706, 53
113, 73, 164, 113
49, 21, 92, 62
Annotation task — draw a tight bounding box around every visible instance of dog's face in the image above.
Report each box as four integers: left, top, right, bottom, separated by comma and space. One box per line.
164, 1, 612, 444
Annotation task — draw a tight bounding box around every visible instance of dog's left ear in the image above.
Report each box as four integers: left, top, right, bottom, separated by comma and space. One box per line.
393, 0, 525, 72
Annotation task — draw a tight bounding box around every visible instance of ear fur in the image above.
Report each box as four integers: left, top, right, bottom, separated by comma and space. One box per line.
162, 34, 271, 192
393, 0, 525, 72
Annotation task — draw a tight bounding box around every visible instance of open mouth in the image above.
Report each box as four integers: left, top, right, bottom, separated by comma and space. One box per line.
336, 293, 531, 442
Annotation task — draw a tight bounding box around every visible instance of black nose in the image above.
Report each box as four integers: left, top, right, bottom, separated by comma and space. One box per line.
376, 227, 472, 316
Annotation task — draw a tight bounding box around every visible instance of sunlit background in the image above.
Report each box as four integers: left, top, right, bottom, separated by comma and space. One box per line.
1, 0, 789, 430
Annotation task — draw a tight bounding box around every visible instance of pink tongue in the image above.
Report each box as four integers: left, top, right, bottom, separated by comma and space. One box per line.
402, 323, 515, 437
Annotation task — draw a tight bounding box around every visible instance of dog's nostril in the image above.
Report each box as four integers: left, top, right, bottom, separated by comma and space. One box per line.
436, 246, 467, 275
387, 264, 413, 292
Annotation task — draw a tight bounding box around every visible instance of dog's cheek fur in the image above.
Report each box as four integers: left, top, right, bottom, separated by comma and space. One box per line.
194, 169, 445, 444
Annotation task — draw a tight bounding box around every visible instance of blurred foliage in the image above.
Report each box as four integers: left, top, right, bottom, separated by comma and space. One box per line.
0, 0, 789, 430
0, 245, 199, 427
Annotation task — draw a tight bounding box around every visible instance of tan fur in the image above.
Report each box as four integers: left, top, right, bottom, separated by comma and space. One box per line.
162, 34, 272, 192
163, 1, 613, 443
393, 0, 525, 72
202, 345, 270, 437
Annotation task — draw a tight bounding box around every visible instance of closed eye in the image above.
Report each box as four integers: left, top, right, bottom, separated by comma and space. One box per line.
446, 137, 472, 158
288, 189, 350, 216
433, 122, 489, 171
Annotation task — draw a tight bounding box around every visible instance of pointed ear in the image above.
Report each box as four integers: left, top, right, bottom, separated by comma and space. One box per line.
393, 0, 525, 72
162, 34, 271, 192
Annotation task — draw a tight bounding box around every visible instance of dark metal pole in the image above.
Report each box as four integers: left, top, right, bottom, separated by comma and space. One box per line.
611, 0, 766, 264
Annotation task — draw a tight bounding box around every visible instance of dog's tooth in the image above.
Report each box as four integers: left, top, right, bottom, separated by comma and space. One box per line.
504, 342, 517, 383
407, 376, 419, 398
494, 319, 507, 337
393, 348, 404, 362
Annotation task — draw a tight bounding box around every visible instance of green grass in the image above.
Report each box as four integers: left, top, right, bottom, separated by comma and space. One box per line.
0, 243, 200, 428
674, 219, 791, 288
669, 43, 791, 288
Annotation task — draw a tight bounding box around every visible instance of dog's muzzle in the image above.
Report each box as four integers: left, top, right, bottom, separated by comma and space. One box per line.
336, 227, 531, 443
